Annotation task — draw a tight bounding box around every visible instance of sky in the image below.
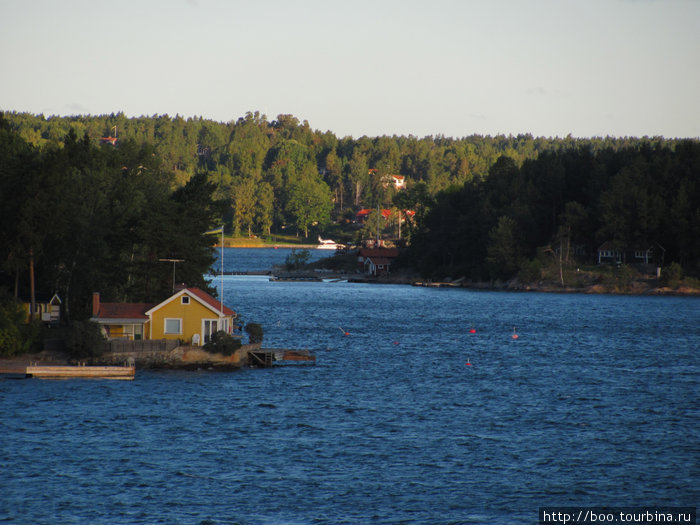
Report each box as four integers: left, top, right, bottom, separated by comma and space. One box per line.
1, 0, 699, 139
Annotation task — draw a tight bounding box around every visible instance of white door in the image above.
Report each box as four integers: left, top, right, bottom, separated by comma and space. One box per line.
202, 319, 218, 344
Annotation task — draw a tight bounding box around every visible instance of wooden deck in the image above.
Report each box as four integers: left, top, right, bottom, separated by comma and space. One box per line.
247, 349, 316, 368
0, 365, 135, 380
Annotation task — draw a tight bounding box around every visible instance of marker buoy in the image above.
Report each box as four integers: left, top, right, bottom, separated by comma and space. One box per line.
512, 327, 519, 339
339, 327, 350, 336
393, 341, 399, 345
469, 328, 476, 334
465, 357, 472, 366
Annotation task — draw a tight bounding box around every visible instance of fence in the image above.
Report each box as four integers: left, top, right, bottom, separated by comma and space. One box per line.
103, 338, 180, 356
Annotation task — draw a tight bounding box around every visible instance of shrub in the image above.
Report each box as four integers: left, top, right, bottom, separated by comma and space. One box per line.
0, 300, 31, 357
65, 320, 105, 359
245, 323, 264, 344
204, 330, 242, 356
662, 262, 683, 288
285, 249, 311, 270
518, 258, 542, 283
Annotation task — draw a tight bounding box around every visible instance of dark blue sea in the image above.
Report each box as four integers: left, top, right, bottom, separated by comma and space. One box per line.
2, 249, 698, 524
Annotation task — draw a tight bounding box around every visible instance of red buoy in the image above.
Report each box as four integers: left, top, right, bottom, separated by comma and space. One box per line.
469, 328, 476, 334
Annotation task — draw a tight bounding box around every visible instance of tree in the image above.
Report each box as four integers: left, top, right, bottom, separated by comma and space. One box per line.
486, 216, 522, 279
255, 182, 275, 237
324, 149, 344, 212
285, 168, 332, 238
347, 150, 369, 207
231, 176, 257, 236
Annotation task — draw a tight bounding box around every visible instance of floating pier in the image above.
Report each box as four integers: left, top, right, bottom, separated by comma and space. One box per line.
0, 365, 135, 380
247, 349, 316, 368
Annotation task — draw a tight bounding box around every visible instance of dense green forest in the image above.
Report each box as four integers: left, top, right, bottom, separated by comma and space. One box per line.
1, 111, 699, 323
0, 113, 224, 322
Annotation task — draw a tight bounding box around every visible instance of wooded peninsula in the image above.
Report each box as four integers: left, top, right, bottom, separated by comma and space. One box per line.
1, 110, 699, 354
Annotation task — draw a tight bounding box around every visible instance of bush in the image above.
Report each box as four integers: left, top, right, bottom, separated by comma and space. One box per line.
0, 300, 31, 357
662, 262, 683, 288
204, 330, 242, 356
518, 258, 542, 283
66, 320, 105, 359
245, 323, 264, 344
285, 249, 311, 271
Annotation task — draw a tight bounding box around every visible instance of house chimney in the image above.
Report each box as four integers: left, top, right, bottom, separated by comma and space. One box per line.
92, 292, 100, 317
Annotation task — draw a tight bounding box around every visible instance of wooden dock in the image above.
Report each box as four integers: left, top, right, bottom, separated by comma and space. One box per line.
0, 365, 135, 380
247, 349, 316, 368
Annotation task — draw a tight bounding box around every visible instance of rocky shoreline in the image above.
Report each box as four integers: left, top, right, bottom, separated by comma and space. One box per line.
279, 268, 700, 296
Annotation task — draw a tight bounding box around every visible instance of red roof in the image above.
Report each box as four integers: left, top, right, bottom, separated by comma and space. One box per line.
185, 287, 236, 317
366, 257, 392, 266
356, 209, 392, 219
93, 287, 235, 320
96, 302, 152, 320
358, 248, 400, 258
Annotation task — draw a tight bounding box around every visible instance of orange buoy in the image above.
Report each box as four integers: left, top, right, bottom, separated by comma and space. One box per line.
512, 327, 519, 339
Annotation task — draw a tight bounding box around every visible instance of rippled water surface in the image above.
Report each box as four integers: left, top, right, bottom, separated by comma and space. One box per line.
1, 250, 698, 524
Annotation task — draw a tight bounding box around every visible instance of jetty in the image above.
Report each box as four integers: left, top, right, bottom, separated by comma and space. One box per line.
248, 349, 316, 368
0, 364, 135, 380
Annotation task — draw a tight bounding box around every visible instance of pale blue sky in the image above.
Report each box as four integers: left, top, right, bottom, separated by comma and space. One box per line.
1, 0, 698, 138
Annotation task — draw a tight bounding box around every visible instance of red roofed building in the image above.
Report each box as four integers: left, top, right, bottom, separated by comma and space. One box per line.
357, 248, 400, 276
355, 208, 392, 224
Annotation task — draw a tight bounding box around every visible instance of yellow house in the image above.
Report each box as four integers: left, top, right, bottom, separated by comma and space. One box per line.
22, 293, 62, 324
91, 287, 237, 345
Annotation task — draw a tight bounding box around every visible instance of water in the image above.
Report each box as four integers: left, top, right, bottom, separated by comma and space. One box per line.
215, 247, 330, 273
1, 249, 698, 524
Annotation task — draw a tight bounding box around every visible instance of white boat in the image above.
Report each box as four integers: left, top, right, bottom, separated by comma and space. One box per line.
316, 236, 344, 250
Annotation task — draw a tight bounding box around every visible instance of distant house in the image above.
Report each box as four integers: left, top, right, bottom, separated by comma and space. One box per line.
597, 242, 666, 267
91, 286, 237, 345
597, 241, 623, 264
21, 293, 62, 325
368, 169, 406, 191
390, 174, 406, 190
355, 208, 392, 224
357, 248, 400, 276
632, 244, 666, 266
364, 256, 392, 276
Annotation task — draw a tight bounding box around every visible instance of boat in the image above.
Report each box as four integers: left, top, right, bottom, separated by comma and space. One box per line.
316, 236, 345, 250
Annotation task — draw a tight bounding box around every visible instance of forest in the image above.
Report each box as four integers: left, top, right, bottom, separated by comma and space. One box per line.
1, 110, 699, 323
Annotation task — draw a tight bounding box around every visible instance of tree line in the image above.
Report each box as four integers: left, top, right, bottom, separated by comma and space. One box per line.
2, 110, 699, 303
5, 110, 687, 241
405, 142, 700, 281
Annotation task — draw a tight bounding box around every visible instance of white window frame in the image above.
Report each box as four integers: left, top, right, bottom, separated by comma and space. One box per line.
164, 318, 182, 335
202, 319, 219, 344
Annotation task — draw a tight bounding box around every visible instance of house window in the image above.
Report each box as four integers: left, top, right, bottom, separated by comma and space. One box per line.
181, 296, 190, 304
164, 318, 182, 334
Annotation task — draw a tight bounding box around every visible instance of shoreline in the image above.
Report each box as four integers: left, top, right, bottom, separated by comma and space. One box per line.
272, 270, 700, 297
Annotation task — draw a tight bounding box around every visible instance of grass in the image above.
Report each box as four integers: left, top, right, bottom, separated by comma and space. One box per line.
218, 234, 316, 248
